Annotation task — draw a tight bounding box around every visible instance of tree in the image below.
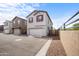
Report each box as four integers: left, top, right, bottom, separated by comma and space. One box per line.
73, 23, 79, 30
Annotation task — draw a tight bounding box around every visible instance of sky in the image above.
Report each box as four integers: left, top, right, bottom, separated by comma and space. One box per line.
0, 3, 79, 29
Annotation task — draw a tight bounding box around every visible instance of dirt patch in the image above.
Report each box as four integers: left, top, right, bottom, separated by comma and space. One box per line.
52, 36, 60, 40
46, 36, 66, 56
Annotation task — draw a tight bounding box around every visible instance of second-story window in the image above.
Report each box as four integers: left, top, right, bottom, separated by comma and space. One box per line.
29, 17, 33, 23
18, 20, 20, 24
36, 15, 43, 22
13, 21, 15, 24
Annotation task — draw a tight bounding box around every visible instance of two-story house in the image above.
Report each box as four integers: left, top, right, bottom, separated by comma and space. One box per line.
0, 25, 4, 33
12, 16, 27, 35
4, 20, 12, 34
26, 10, 53, 37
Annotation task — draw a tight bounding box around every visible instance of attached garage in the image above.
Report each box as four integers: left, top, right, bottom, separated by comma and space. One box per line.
4, 30, 9, 34
29, 28, 47, 37
14, 29, 21, 35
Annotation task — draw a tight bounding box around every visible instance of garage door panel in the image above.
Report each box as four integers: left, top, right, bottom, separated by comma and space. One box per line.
4, 30, 9, 33
14, 29, 21, 35
29, 29, 46, 37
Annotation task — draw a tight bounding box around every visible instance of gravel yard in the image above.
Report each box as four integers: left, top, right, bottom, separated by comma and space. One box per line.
0, 33, 47, 56
46, 36, 66, 56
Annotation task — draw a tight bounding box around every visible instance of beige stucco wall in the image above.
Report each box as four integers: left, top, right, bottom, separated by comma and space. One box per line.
27, 12, 52, 36
4, 21, 12, 34
60, 30, 79, 56
27, 12, 46, 29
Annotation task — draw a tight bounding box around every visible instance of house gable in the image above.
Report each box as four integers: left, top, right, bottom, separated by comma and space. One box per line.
12, 16, 25, 22
26, 10, 53, 25
12, 16, 26, 29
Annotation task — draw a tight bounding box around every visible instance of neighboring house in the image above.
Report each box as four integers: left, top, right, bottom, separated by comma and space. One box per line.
12, 16, 27, 35
0, 25, 4, 32
4, 20, 12, 34
26, 10, 53, 37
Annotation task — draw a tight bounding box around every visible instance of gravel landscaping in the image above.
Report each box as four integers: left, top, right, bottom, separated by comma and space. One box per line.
46, 36, 66, 56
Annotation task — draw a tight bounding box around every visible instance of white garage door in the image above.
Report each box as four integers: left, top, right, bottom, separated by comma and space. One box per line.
4, 30, 9, 33
14, 29, 21, 35
29, 29, 46, 37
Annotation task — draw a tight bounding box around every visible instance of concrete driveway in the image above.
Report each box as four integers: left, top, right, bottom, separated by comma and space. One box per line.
0, 33, 47, 56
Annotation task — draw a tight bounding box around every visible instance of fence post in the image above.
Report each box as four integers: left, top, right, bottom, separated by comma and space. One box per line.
64, 23, 65, 30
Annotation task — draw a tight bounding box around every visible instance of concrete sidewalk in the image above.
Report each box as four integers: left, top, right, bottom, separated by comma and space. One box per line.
36, 38, 52, 56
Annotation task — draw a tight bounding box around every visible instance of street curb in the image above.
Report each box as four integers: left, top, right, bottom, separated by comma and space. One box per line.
35, 38, 52, 56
